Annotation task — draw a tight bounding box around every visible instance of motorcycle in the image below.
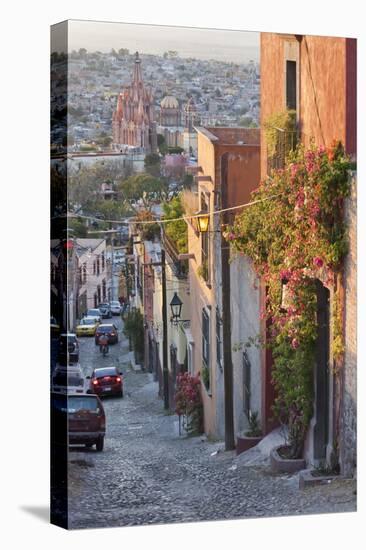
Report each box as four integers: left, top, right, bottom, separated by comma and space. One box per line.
98, 338, 109, 357
100, 343, 109, 356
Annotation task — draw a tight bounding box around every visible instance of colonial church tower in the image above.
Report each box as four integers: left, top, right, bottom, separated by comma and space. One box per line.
112, 52, 157, 152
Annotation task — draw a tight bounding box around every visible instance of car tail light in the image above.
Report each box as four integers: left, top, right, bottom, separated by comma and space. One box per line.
116, 377, 121, 383
111, 332, 116, 336
93, 379, 99, 385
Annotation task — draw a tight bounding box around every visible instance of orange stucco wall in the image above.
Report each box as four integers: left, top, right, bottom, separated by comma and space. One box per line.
299, 35, 346, 151
260, 33, 356, 179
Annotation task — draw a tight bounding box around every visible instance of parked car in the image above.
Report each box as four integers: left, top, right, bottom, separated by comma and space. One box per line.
76, 316, 100, 336
85, 308, 102, 323
50, 316, 60, 338
88, 366, 123, 398
95, 323, 119, 345
97, 303, 112, 319
53, 393, 106, 452
110, 301, 122, 315
58, 333, 79, 364
52, 364, 85, 394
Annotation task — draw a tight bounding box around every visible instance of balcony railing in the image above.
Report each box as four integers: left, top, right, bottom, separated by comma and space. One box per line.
162, 231, 188, 280
267, 127, 298, 173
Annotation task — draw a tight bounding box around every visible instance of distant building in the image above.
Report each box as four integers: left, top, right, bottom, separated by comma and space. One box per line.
159, 95, 180, 126
181, 97, 201, 157
75, 239, 108, 317
157, 95, 182, 148
112, 52, 157, 152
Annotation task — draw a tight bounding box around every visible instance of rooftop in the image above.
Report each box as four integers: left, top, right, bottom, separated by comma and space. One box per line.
196, 126, 260, 146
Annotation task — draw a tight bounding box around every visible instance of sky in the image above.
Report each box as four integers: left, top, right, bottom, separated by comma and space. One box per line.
58, 19, 260, 63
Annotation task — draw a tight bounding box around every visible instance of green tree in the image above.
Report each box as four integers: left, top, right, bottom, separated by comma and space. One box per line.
162, 194, 188, 254
144, 153, 161, 177
157, 134, 167, 154
68, 218, 88, 237
117, 173, 169, 211
239, 115, 253, 127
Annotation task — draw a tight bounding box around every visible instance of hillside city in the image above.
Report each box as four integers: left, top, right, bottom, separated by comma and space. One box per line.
51, 32, 357, 530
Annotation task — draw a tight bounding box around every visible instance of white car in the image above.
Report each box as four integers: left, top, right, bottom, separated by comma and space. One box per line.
51, 364, 85, 395
110, 301, 122, 315
85, 308, 102, 323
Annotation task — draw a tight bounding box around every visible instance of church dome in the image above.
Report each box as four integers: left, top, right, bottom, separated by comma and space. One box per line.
161, 95, 179, 109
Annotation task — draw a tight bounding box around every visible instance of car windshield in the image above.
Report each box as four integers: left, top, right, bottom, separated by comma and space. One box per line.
98, 325, 114, 332
88, 310, 100, 315
67, 396, 99, 412
81, 318, 94, 325
94, 368, 117, 377
111, 302, 120, 306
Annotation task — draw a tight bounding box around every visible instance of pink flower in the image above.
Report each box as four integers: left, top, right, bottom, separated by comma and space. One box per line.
295, 189, 305, 208
280, 269, 292, 281
291, 338, 300, 349
290, 163, 299, 178
313, 257, 324, 268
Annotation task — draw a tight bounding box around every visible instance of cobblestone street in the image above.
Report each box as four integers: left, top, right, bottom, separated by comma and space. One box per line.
68, 318, 356, 529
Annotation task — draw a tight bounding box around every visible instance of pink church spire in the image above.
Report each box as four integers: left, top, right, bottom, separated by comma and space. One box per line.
133, 51, 143, 84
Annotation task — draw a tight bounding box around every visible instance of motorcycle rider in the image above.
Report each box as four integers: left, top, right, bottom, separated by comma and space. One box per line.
98, 332, 109, 355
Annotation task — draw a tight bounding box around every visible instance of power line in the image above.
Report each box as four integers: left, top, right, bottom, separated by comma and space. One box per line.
63, 194, 282, 226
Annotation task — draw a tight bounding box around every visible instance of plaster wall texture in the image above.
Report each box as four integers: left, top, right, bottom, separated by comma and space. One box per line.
260, 33, 356, 179
341, 174, 357, 476
230, 255, 262, 437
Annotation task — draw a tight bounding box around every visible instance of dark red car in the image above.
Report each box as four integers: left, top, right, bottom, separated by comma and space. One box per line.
67, 394, 106, 451
94, 323, 119, 345
89, 367, 123, 398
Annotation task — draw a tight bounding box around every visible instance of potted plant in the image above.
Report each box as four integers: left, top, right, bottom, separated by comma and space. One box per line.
236, 411, 263, 455
270, 408, 307, 473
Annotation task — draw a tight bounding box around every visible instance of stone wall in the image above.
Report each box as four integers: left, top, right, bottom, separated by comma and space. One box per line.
340, 173, 357, 476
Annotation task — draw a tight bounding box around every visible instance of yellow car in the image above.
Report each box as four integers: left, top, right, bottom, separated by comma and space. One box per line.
76, 316, 100, 337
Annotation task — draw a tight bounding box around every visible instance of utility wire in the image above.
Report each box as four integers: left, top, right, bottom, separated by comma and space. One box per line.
63, 194, 281, 226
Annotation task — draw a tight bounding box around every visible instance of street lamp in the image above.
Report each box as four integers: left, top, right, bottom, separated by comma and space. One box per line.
196, 210, 210, 233
169, 292, 190, 326
170, 292, 183, 323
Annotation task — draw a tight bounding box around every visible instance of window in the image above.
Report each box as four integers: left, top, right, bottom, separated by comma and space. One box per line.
101, 252, 105, 270
82, 263, 87, 284
216, 307, 222, 370
286, 60, 297, 111
243, 351, 251, 419
102, 279, 106, 301
202, 309, 210, 368
93, 261, 96, 275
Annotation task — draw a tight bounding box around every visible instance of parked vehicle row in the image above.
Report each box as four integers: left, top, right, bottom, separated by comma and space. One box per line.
51, 392, 106, 452
50, 305, 125, 453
